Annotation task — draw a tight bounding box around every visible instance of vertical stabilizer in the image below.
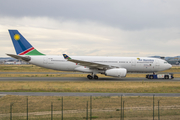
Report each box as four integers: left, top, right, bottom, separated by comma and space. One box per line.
8, 30, 44, 55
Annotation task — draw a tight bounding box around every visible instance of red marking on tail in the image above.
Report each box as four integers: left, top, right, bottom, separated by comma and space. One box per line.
18, 47, 34, 55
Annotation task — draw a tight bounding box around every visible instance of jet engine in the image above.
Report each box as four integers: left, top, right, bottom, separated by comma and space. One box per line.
105, 68, 127, 77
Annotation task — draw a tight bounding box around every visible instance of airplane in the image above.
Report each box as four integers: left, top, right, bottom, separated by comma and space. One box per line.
7, 30, 172, 79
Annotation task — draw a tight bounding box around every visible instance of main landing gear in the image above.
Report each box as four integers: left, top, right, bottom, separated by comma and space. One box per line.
87, 74, 99, 80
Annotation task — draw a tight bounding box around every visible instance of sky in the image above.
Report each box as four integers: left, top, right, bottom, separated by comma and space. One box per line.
0, 0, 180, 57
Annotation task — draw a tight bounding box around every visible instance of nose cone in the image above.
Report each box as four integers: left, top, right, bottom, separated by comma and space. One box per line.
168, 64, 172, 69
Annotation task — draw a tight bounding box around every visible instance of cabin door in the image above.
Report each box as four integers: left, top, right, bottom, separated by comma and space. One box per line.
43, 57, 48, 64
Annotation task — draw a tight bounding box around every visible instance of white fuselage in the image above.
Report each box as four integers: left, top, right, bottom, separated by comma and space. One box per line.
28, 56, 172, 74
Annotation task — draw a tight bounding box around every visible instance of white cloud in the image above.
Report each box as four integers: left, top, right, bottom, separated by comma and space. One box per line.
0, 16, 180, 57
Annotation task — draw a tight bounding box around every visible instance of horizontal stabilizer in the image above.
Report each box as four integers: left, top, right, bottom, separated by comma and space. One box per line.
6, 54, 31, 62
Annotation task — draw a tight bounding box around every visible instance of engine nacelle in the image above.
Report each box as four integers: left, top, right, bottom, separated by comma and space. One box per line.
105, 68, 127, 77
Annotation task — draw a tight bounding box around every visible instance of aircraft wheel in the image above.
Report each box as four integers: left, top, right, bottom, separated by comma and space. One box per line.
94, 75, 98, 80
87, 75, 93, 80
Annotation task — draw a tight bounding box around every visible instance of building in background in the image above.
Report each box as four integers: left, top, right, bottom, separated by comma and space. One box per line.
0, 57, 29, 65
150, 56, 180, 65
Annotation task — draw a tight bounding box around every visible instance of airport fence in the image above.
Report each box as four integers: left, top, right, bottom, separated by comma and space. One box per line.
0, 95, 180, 120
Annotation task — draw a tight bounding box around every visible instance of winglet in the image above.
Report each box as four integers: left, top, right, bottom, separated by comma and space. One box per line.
63, 54, 72, 60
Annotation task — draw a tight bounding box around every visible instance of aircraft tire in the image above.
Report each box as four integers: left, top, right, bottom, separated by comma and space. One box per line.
94, 75, 98, 80
87, 75, 93, 80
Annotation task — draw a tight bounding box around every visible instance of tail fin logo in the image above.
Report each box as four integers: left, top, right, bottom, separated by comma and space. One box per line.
9, 30, 45, 55
63, 54, 71, 60
14, 34, 20, 40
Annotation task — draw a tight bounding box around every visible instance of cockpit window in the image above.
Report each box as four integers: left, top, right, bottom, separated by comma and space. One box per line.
164, 62, 168, 64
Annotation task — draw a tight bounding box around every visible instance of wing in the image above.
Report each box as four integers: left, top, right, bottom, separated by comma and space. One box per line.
63, 54, 117, 70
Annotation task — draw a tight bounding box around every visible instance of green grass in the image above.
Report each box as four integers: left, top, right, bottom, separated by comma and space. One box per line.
0, 81, 180, 93
0, 65, 180, 119
0, 64, 62, 72
0, 95, 180, 120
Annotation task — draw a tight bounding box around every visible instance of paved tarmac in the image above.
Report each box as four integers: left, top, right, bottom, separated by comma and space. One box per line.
0, 77, 179, 81
0, 92, 180, 97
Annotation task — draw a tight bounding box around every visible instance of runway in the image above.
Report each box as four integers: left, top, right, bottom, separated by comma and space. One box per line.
0, 92, 180, 97
0, 77, 179, 82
